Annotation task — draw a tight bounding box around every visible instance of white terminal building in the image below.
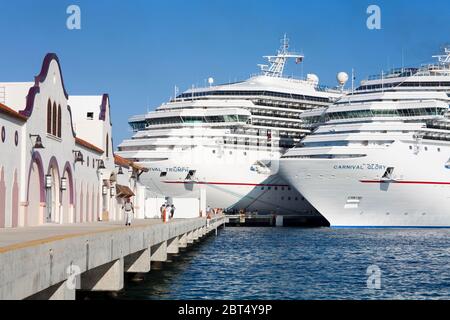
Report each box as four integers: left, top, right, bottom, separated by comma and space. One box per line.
0, 53, 150, 228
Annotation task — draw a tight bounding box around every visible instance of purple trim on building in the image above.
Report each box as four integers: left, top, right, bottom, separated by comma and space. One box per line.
47, 156, 61, 179
19, 53, 69, 118
27, 151, 45, 203
66, 105, 77, 138
20, 86, 40, 118
63, 161, 75, 205
98, 94, 112, 125
35, 53, 69, 99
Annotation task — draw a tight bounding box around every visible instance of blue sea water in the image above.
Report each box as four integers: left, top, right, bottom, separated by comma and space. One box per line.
118, 227, 450, 300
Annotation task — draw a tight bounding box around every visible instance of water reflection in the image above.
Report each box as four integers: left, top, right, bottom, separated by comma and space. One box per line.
113, 228, 450, 300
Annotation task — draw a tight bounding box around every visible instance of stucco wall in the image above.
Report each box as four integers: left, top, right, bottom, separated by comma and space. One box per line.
0, 114, 24, 228
0, 54, 145, 229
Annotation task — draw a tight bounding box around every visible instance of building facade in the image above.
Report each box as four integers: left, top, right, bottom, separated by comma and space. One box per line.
0, 53, 147, 228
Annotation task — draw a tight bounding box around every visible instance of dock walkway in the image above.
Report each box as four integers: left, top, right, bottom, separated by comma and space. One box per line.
0, 216, 226, 300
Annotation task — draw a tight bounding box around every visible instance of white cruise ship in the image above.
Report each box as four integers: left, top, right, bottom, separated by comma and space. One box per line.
117, 36, 344, 216
280, 47, 450, 227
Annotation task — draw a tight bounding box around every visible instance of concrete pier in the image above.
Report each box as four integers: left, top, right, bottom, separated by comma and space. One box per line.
225, 214, 328, 227
0, 217, 226, 300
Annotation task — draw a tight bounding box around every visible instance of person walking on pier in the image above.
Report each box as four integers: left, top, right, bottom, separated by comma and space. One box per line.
123, 198, 134, 226
161, 203, 169, 223
160, 203, 165, 219
170, 204, 176, 219
206, 205, 212, 228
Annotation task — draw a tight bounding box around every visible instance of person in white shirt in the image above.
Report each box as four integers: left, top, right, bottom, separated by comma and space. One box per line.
123, 198, 134, 226
206, 205, 212, 227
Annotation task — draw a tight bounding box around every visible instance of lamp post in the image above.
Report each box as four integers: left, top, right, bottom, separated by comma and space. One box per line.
72, 150, 84, 163
97, 159, 106, 170
45, 174, 52, 189
102, 184, 108, 195
60, 177, 67, 191
29, 134, 45, 149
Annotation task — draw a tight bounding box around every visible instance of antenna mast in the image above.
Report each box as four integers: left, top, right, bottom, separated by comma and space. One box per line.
432, 46, 450, 65
259, 34, 304, 78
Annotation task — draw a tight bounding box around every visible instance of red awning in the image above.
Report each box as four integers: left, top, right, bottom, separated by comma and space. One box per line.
116, 184, 135, 198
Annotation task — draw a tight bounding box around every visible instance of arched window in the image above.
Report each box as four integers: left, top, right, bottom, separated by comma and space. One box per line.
47, 100, 52, 134
57, 105, 62, 138
106, 134, 109, 158
52, 102, 57, 136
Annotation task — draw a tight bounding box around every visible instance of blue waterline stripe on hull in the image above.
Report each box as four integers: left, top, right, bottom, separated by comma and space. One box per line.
331, 226, 450, 229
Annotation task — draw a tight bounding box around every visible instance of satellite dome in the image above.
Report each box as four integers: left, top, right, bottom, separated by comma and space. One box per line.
208, 77, 214, 85
306, 74, 319, 84
337, 72, 349, 85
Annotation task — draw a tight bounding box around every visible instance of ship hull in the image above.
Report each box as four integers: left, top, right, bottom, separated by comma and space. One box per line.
138, 147, 319, 216
280, 141, 450, 227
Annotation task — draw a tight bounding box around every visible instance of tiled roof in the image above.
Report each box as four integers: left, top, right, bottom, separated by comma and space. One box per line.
114, 154, 148, 172
0, 102, 28, 122
114, 154, 131, 168
75, 137, 104, 154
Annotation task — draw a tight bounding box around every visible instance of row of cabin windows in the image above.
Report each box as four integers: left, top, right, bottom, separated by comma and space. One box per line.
146, 115, 250, 126
409, 145, 442, 152
356, 82, 450, 92
261, 186, 293, 191
47, 100, 62, 138
176, 90, 330, 103
325, 107, 447, 121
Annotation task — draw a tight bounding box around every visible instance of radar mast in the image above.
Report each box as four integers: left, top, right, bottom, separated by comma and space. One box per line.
432, 46, 450, 65
258, 34, 304, 78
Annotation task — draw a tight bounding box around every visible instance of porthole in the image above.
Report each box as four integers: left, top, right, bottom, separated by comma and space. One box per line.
1, 126, 5, 143
14, 131, 18, 146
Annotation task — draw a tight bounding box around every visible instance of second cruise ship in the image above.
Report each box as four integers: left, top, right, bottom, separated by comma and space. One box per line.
117, 36, 344, 216
280, 47, 450, 227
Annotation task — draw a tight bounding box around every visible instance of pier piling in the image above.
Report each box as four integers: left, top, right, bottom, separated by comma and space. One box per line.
0, 216, 226, 300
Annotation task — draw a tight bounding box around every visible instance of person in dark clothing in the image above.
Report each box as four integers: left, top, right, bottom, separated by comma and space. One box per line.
170, 205, 175, 219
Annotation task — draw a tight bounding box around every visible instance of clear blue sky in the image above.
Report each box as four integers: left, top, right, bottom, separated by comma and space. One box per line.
1, 0, 450, 147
